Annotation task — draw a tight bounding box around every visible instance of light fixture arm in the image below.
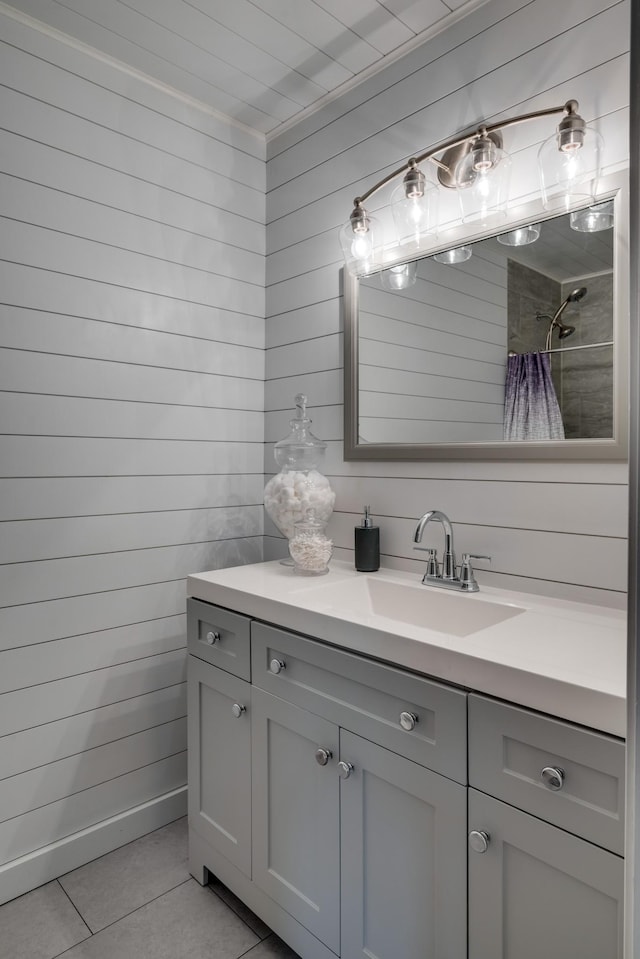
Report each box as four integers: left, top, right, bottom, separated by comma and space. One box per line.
349, 100, 579, 213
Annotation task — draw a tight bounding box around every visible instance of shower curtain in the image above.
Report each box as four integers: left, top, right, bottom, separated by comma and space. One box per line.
503, 352, 565, 441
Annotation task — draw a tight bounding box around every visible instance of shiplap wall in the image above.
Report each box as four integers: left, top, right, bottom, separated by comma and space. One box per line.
358, 247, 508, 444
0, 11, 264, 903
265, 0, 629, 607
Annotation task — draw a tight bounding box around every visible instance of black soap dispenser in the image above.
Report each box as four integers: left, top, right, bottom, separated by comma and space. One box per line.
355, 505, 380, 572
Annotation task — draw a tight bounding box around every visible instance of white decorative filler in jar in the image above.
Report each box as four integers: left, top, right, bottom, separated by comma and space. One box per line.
289, 512, 333, 575
263, 394, 335, 555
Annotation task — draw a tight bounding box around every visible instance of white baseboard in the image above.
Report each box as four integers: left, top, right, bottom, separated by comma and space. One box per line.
0, 786, 187, 906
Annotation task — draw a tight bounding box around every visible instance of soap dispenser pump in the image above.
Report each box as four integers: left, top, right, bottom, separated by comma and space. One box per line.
355, 505, 380, 572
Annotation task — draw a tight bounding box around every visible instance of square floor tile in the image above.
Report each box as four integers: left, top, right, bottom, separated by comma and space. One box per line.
59, 816, 189, 932
0, 880, 90, 959
60, 879, 259, 959
59, 817, 189, 932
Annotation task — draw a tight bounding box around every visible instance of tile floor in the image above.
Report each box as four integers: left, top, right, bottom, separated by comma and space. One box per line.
0, 817, 301, 959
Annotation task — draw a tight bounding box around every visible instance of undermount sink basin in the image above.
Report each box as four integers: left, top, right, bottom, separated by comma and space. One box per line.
300, 575, 525, 638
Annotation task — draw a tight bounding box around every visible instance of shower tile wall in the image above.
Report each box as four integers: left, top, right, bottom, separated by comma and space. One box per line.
507, 260, 560, 355
506, 261, 613, 439
559, 273, 614, 438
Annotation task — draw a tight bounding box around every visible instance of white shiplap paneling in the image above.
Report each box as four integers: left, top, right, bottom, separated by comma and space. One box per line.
265, 0, 629, 605
0, 9, 264, 904
358, 250, 508, 443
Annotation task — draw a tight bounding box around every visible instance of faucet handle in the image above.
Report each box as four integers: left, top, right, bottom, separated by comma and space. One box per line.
460, 554, 491, 590
425, 548, 439, 577
414, 546, 439, 575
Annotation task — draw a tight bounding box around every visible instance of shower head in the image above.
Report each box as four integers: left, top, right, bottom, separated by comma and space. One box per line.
552, 286, 587, 325
567, 286, 588, 303
544, 287, 586, 351
557, 323, 576, 339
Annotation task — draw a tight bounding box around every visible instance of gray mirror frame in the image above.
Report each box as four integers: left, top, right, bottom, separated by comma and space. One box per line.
344, 172, 629, 462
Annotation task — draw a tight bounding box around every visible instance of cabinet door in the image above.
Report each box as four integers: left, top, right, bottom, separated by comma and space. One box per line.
251, 686, 340, 954
468, 788, 624, 959
340, 730, 467, 959
187, 656, 251, 876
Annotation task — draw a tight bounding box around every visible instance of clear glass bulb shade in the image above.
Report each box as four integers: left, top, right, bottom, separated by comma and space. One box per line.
455, 142, 511, 225
570, 198, 614, 232
339, 212, 382, 275
432, 246, 472, 264
538, 126, 603, 210
390, 179, 438, 251
380, 260, 417, 290
497, 223, 541, 246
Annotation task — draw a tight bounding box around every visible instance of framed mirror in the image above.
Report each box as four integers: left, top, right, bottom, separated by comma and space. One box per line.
344, 174, 628, 460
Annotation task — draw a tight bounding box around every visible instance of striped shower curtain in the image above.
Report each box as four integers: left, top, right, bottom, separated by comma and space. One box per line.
503, 352, 565, 441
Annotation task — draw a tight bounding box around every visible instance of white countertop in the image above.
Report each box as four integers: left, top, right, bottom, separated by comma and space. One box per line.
187, 560, 627, 738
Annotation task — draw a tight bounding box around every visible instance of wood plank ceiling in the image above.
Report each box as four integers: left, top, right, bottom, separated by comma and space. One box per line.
2, 0, 491, 136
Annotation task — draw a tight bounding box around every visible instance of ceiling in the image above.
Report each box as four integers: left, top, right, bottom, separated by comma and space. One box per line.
3, 0, 491, 137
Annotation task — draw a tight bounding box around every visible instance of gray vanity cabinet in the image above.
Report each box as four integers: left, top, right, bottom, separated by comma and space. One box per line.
251, 686, 341, 953
187, 655, 252, 877
187, 600, 253, 878
187, 598, 625, 959
468, 789, 623, 958
250, 682, 467, 959
251, 620, 468, 959
339, 729, 467, 959
467, 693, 625, 959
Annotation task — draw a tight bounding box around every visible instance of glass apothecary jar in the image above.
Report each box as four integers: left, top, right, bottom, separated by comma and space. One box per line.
289, 514, 333, 575
264, 394, 336, 546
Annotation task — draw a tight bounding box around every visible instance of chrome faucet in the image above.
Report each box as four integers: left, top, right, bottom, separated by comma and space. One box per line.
413, 510, 490, 592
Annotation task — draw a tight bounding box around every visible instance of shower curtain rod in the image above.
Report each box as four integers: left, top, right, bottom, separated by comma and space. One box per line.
509, 340, 614, 357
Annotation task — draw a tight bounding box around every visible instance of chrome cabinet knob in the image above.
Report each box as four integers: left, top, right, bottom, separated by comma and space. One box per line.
399, 711, 418, 731
206, 630, 221, 645
469, 830, 490, 854
338, 761, 354, 780
315, 747, 332, 766
231, 703, 246, 719
541, 766, 565, 790
269, 658, 286, 674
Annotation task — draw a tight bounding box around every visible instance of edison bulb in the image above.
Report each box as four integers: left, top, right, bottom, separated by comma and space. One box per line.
351, 230, 373, 260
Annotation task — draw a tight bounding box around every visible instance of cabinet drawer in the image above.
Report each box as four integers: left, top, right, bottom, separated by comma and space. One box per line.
252, 621, 467, 784
468, 694, 624, 854
187, 598, 251, 680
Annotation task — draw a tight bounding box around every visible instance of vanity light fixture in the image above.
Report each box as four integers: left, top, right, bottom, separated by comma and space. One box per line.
390, 160, 439, 248
339, 100, 603, 275
538, 103, 604, 211
341, 205, 382, 274
453, 129, 512, 225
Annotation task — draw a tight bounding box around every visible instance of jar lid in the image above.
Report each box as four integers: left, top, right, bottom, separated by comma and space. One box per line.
274, 394, 326, 471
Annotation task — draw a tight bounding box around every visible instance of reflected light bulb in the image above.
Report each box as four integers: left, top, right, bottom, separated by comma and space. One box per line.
387, 267, 409, 290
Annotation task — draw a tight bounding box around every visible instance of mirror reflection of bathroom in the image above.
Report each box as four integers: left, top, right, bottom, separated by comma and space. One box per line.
505, 208, 614, 439
355, 201, 616, 447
